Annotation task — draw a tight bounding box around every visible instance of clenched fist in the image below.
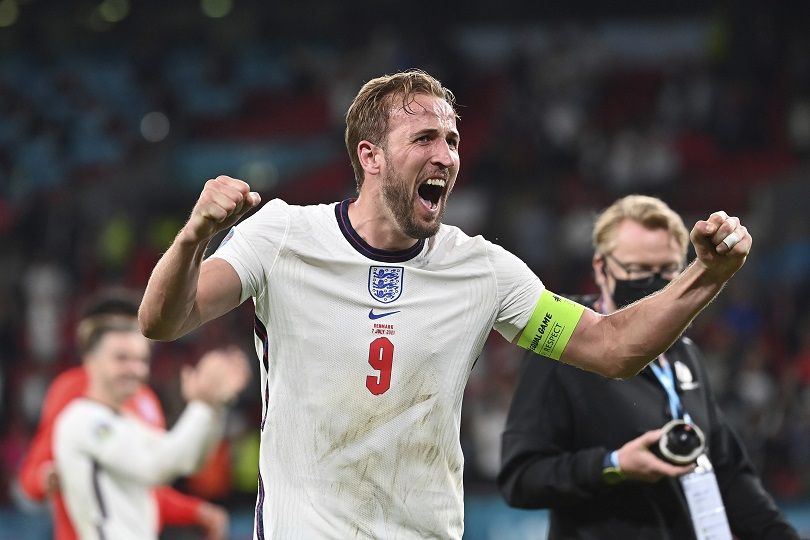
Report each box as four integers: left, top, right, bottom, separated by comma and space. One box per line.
183, 176, 261, 244
690, 210, 752, 282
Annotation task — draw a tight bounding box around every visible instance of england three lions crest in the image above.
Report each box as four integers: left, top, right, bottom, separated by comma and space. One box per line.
368, 266, 404, 304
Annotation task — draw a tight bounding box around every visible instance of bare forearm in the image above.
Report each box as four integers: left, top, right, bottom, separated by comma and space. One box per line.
562, 260, 726, 378
139, 228, 209, 340
561, 210, 749, 379
139, 177, 259, 340
605, 259, 723, 376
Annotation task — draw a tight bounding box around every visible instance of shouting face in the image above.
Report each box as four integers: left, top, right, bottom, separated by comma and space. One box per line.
377, 93, 460, 239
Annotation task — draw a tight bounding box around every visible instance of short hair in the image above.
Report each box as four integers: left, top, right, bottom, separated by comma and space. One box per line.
75, 287, 144, 356
344, 69, 457, 191
593, 195, 689, 258
79, 286, 141, 319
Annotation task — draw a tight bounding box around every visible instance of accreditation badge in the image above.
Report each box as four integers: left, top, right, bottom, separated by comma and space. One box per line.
679, 454, 732, 540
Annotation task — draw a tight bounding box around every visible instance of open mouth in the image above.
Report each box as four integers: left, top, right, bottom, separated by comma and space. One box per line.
417, 178, 447, 210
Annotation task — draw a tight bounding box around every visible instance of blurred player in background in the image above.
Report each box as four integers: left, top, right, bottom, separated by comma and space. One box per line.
53, 301, 249, 540
16, 289, 233, 540
138, 69, 752, 538
498, 195, 797, 539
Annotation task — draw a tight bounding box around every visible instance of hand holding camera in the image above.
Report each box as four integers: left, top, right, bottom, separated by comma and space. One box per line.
614, 421, 704, 483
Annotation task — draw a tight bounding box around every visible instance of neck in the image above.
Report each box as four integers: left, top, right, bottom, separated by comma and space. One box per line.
85, 382, 124, 412
347, 194, 420, 251
597, 292, 617, 314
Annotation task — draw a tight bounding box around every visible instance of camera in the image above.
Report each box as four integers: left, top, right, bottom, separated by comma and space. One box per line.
656, 419, 706, 465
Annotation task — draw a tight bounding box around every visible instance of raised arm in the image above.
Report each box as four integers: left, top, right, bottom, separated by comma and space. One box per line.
138, 176, 260, 341
562, 211, 750, 378
56, 348, 249, 487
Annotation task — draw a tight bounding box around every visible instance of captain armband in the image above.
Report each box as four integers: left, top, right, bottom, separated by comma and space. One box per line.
517, 289, 585, 360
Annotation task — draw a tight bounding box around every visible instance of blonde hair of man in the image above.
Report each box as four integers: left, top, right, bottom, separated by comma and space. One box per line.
593, 194, 689, 259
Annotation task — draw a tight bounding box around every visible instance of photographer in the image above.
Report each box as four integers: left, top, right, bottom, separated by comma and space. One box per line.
498, 195, 797, 539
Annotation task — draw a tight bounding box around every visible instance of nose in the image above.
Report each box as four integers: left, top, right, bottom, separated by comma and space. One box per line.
127, 358, 150, 380
431, 139, 456, 169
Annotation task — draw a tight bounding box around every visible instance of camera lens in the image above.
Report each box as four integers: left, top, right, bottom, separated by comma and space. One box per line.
657, 419, 706, 465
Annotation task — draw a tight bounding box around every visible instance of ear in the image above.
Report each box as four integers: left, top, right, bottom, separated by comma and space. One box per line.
81, 352, 97, 374
592, 253, 607, 288
358, 140, 382, 177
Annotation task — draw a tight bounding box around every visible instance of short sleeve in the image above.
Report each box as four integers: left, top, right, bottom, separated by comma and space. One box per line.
54, 402, 117, 461
487, 242, 545, 342
208, 198, 291, 303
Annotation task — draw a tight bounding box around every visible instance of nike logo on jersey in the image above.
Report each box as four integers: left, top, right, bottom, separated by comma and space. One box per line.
368, 309, 400, 320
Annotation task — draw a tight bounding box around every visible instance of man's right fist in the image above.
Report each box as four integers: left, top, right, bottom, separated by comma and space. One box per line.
183, 176, 261, 244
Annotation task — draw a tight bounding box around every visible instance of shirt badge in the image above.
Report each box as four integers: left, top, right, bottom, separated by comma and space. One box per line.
93, 422, 114, 442
368, 266, 404, 304
674, 360, 699, 390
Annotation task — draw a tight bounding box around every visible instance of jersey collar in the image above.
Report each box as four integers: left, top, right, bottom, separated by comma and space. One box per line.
335, 199, 425, 263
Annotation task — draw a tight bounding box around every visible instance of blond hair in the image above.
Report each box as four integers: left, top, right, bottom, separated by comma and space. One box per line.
75, 287, 144, 355
593, 195, 689, 257
344, 69, 457, 190
76, 314, 142, 356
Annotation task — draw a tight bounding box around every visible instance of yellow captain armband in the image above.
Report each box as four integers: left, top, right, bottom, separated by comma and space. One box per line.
517, 289, 585, 360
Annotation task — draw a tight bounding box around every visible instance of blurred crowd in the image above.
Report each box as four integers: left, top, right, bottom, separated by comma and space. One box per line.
0, 0, 808, 521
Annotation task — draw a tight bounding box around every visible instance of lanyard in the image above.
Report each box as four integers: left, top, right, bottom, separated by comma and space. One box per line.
649, 355, 692, 423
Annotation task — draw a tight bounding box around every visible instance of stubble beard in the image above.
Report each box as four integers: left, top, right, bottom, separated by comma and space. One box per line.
381, 167, 445, 240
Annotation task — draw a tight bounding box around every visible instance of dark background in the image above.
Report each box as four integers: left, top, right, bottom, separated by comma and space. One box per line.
0, 0, 808, 537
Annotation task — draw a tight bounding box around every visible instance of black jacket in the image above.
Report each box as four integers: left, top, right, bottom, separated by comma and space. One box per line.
498, 294, 798, 540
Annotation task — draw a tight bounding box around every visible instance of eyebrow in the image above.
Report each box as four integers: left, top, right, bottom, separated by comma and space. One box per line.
627, 262, 683, 269
413, 128, 460, 143
608, 254, 682, 269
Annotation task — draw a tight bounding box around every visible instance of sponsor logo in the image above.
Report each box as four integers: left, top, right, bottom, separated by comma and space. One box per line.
369, 309, 400, 320
368, 266, 404, 304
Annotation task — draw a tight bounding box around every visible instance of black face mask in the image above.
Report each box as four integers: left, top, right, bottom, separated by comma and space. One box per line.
611, 275, 670, 309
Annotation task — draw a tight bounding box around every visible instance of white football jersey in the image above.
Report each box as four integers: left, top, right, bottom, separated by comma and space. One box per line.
211, 199, 544, 539
54, 399, 220, 540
